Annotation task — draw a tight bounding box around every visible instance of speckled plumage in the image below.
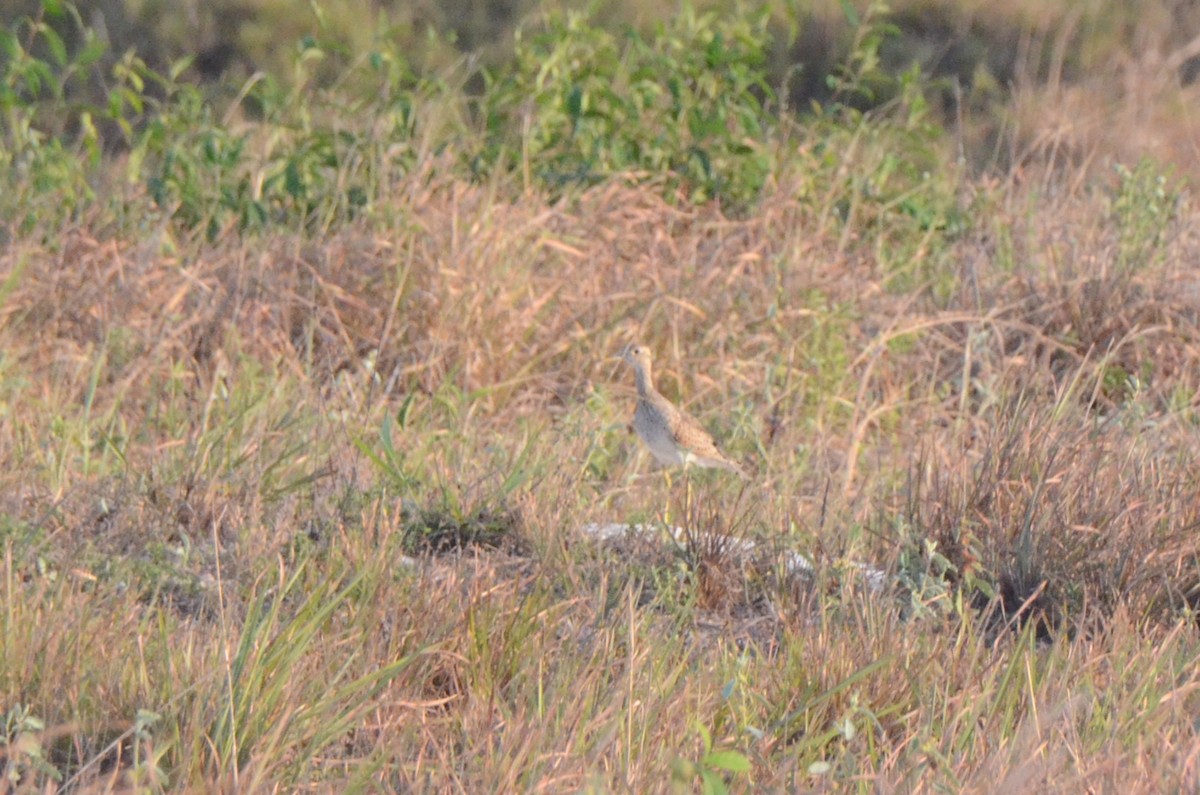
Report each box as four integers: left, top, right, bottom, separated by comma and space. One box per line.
619, 344, 747, 479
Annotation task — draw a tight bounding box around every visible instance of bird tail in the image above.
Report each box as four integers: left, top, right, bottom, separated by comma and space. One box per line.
727, 460, 750, 480
700, 455, 749, 480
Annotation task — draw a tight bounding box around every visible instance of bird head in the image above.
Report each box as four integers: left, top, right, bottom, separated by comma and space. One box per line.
619, 344, 652, 371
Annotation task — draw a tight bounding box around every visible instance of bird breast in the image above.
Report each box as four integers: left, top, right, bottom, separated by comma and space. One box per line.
634, 403, 685, 465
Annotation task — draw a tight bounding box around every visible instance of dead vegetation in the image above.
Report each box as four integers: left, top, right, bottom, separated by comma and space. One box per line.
3, 154, 1200, 790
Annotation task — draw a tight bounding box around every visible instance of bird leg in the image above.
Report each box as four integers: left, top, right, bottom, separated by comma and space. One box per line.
661, 467, 673, 527
683, 464, 693, 531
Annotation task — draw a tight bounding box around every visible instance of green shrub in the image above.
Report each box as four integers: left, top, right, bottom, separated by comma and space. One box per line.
477, 5, 776, 206
0, 3, 103, 231
1, 0, 965, 239
1110, 157, 1181, 273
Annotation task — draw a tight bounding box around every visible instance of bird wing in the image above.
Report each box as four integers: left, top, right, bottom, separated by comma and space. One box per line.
663, 398, 749, 478
669, 407, 723, 456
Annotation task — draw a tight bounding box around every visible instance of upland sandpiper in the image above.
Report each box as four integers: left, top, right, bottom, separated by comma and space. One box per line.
618, 344, 748, 479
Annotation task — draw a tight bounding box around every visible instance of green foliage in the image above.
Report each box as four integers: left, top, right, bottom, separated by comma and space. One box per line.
479, 5, 776, 205
897, 536, 962, 619
1110, 157, 1181, 273
669, 721, 751, 795
1, 704, 61, 786
134, 69, 262, 239
129, 45, 422, 239
354, 408, 422, 494
0, 0, 967, 239
789, 4, 965, 296
0, 3, 102, 230
128, 709, 169, 790
1, 2, 439, 238
827, 0, 902, 107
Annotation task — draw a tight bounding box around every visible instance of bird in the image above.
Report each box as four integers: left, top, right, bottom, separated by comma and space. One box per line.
618, 343, 748, 479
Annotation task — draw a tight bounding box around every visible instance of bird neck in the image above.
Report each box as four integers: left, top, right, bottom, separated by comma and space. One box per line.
634, 363, 653, 398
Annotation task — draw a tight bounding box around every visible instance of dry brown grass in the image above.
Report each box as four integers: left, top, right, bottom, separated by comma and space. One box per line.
5, 141, 1200, 791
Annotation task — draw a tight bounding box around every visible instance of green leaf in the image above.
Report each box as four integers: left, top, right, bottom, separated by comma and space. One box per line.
694, 721, 713, 751
703, 749, 751, 773
699, 769, 727, 795
0, 29, 18, 59
705, 33, 726, 68
76, 36, 108, 69
566, 84, 583, 121
285, 159, 304, 198
168, 55, 195, 81
396, 392, 416, 430
117, 85, 145, 115
39, 24, 68, 68
26, 59, 55, 96
837, 0, 860, 27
